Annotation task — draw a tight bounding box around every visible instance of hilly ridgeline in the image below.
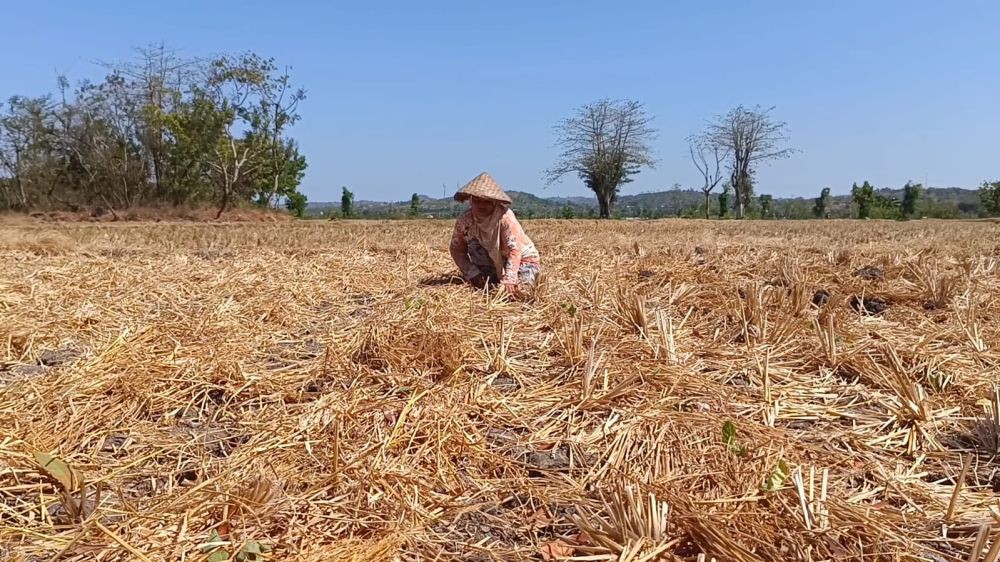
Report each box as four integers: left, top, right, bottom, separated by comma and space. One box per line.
307, 186, 986, 220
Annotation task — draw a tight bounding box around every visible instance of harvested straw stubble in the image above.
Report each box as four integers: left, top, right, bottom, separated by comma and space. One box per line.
0, 219, 999, 561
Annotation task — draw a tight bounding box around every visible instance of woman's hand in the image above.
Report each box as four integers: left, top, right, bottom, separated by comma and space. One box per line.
502, 282, 518, 295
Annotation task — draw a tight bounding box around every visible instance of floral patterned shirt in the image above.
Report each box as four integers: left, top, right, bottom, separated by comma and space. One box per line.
450, 208, 540, 284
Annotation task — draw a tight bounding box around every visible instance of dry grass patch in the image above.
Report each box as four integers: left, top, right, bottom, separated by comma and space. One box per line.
0, 219, 999, 561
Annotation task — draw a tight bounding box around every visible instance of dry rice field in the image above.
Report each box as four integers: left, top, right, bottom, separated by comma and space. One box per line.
2, 219, 1000, 562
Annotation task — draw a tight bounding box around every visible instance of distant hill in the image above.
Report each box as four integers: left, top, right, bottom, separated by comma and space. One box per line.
306, 186, 985, 219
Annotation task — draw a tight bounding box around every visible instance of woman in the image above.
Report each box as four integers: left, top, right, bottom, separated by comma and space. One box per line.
449, 172, 541, 294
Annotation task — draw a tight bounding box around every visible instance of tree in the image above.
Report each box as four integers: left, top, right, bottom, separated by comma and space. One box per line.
206, 54, 278, 218
544, 99, 656, 218
813, 187, 831, 218
0, 95, 55, 210
759, 194, 773, 218
0, 44, 308, 215
205, 106, 254, 218
781, 198, 812, 219
718, 183, 731, 218
851, 181, 875, 219
561, 204, 575, 219
876, 193, 901, 219
687, 133, 728, 219
341, 186, 354, 218
902, 181, 923, 218
704, 105, 796, 218
285, 190, 307, 218
980, 180, 1000, 216
261, 138, 307, 207
177, 49, 306, 212
75, 76, 150, 209
247, 61, 306, 209
161, 89, 230, 205
409, 193, 421, 217
100, 43, 200, 199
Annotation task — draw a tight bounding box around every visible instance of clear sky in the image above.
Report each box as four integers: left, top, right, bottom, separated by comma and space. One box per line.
3, 1, 998, 202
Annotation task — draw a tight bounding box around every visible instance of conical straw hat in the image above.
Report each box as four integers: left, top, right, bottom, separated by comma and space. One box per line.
454, 172, 512, 205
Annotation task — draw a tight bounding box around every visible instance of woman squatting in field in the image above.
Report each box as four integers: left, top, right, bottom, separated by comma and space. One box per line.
449, 172, 541, 295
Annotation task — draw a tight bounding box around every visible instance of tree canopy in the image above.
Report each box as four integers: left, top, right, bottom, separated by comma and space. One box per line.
544, 98, 656, 219
980, 180, 1000, 216
702, 105, 796, 218
0, 43, 307, 215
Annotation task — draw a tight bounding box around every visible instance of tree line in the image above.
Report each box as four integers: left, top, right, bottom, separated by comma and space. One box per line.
6, 53, 998, 222
0, 44, 309, 217
315, 182, 990, 221
541, 98, 1000, 220
543, 100, 796, 219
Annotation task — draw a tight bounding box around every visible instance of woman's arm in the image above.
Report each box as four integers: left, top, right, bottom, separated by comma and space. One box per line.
499, 213, 523, 286
449, 220, 481, 281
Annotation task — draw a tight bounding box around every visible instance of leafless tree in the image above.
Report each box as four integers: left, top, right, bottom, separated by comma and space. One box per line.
705, 105, 796, 218
544, 99, 656, 218
687, 134, 728, 219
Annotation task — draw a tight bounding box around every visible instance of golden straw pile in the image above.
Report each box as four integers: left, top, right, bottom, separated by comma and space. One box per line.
1, 218, 999, 562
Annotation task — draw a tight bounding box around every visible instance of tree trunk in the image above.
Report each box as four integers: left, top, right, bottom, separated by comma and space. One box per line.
732, 170, 748, 219
14, 150, 27, 210
16, 176, 27, 211
704, 191, 711, 220
597, 192, 612, 219
152, 154, 164, 198
271, 178, 280, 209
216, 184, 229, 219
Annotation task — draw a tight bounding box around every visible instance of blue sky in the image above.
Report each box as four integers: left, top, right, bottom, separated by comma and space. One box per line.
3, 1, 998, 202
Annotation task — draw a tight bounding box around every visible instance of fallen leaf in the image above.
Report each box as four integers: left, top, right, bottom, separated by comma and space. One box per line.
539, 539, 575, 561
201, 530, 223, 554
33, 452, 80, 492
202, 530, 229, 559
527, 507, 553, 528
236, 540, 267, 561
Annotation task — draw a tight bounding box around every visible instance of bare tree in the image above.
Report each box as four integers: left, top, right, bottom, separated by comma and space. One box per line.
687, 133, 728, 219
544, 99, 656, 219
705, 105, 796, 218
